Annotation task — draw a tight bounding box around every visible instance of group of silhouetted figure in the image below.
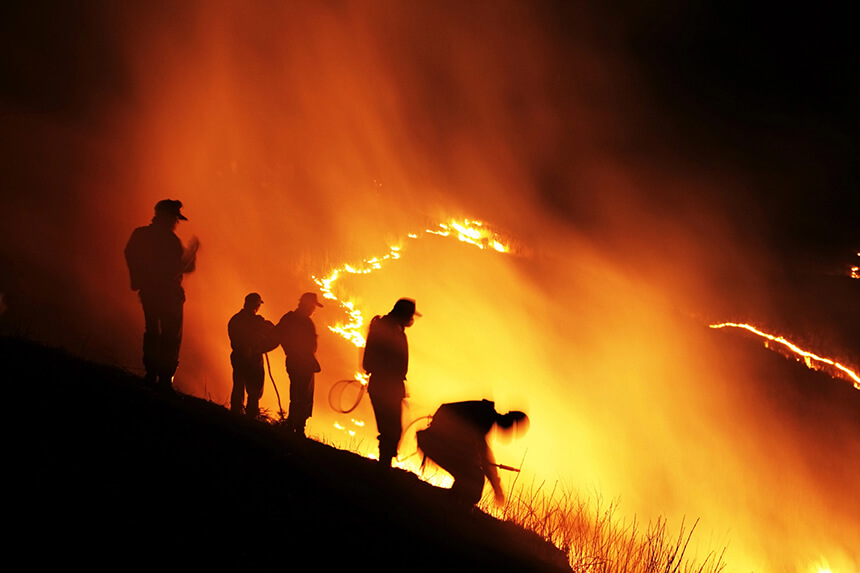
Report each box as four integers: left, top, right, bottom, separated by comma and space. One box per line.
227, 290, 322, 435
125, 199, 528, 507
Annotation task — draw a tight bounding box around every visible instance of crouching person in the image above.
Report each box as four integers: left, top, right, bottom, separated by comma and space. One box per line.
416, 399, 528, 506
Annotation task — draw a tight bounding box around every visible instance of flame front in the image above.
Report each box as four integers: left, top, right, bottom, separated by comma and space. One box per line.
426, 220, 509, 253
710, 322, 860, 390
314, 218, 509, 353
313, 245, 403, 349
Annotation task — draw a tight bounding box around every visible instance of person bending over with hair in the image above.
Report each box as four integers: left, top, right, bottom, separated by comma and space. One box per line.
416, 399, 528, 506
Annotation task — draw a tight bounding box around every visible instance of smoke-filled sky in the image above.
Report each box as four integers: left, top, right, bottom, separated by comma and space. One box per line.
1, 2, 858, 571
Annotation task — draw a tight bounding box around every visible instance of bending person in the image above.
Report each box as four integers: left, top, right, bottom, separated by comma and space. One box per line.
416, 399, 528, 506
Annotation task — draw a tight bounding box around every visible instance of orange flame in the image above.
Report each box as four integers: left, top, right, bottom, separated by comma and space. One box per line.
426, 219, 509, 253
313, 244, 403, 349
709, 322, 860, 390
314, 218, 509, 353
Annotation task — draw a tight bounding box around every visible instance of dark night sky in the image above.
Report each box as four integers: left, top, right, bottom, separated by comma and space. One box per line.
546, 1, 858, 260
660, 3, 857, 253
2, 1, 856, 252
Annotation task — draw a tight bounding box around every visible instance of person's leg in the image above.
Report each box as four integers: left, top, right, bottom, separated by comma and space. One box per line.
450, 464, 486, 505
229, 353, 246, 413
140, 293, 160, 386
157, 294, 184, 387
245, 359, 265, 418
417, 432, 483, 504
287, 370, 314, 435
370, 389, 402, 466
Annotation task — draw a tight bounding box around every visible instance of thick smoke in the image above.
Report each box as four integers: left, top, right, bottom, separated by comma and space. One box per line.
1, 2, 857, 570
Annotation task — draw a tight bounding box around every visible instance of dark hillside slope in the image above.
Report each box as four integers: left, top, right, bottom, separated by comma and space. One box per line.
3, 336, 570, 571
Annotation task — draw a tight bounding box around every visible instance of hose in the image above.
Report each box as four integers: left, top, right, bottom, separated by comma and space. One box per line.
328, 378, 367, 413
264, 352, 285, 419
396, 414, 434, 463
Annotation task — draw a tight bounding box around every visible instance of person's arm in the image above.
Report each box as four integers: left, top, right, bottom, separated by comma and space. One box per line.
481, 442, 505, 506
259, 319, 280, 353
362, 318, 380, 374
181, 236, 199, 274
124, 230, 142, 291
310, 320, 318, 354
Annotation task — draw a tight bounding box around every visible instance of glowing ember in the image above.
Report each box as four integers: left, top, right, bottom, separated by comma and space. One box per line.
710, 322, 860, 390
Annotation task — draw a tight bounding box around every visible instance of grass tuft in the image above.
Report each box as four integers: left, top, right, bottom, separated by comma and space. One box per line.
480, 480, 727, 573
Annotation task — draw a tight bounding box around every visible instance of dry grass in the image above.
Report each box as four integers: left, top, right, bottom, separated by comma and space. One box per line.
480, 480, 727, 573
319, 417, 728, 572
279, 412, 727, 572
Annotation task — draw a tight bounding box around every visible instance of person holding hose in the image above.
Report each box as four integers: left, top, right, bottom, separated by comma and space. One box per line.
227, 292, 278, 418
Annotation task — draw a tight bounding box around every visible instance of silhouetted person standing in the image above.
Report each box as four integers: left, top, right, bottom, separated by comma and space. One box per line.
228, 293, 278, 418
416, 400, 528, 506
274, 292, 323, 435
124, 199, 198, 391
362, 298, 419, 467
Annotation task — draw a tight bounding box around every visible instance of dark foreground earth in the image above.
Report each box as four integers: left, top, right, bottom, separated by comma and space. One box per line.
4, 336, 570, 571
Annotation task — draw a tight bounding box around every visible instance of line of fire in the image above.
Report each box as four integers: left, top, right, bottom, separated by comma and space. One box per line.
709, 323, 860, 390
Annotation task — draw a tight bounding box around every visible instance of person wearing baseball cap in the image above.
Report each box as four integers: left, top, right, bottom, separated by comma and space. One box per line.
272, 292, 324, 436
362, 297, 420, 467
154, 199, 188, 221
124, 199, 199, 391
228, 293, 278, 418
